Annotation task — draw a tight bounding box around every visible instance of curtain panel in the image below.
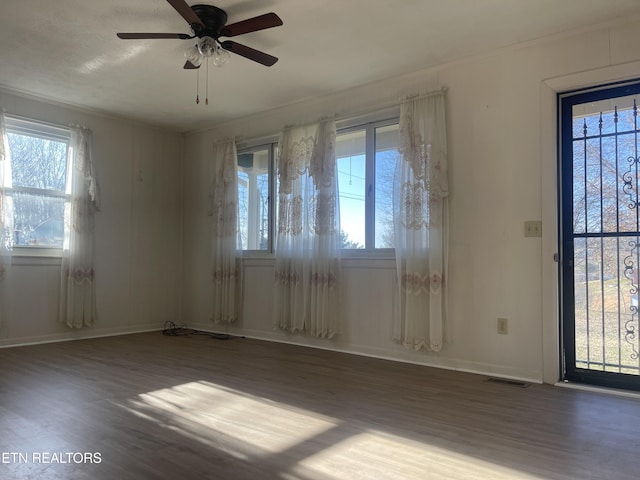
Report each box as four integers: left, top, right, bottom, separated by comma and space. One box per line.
60, 125, 100, 328
0, 112, 12, 328
393, 91, 449, 351
274, 119, 341, 338
210, 139, 242, 324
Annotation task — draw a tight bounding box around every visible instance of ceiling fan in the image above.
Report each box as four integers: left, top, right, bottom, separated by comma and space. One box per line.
117, 0, 283, 68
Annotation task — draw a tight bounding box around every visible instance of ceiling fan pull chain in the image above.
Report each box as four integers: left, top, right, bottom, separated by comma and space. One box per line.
196, 66, 200, 104
205, 58, 209, 106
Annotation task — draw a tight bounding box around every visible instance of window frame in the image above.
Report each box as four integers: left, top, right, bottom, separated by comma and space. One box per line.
336, 116, 399, 257
236, 141, 277, 256
3, 115, 71, 257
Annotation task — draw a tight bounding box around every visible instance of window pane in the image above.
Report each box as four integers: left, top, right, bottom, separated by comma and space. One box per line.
336, 130, 366, 249
7, 132, 67, 191
238, 148, 270, 250
374, 124, 399, 248
12, 191, 65, 247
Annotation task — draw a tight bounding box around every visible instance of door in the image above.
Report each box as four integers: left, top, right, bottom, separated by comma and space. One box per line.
560, 80, 640, 391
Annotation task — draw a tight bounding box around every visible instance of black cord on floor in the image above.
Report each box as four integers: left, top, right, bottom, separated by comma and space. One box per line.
162, 321, 239, 340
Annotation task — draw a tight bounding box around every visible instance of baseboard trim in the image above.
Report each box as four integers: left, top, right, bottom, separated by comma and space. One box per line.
187, 322, 543, 385
0, 324, 164, 349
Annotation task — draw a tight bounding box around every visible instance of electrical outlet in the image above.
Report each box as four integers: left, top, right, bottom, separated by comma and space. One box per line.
497, 318, 509, 335
524, 221, 542, 237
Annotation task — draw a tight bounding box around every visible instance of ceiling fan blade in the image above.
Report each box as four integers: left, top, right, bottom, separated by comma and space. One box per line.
166, 0, 205, 27
117, 33, 192, 39
183, 60, 200, 69
221, 41, 278, 66
220, 13, 283, 37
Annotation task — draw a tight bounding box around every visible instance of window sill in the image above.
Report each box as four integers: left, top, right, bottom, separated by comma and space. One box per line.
240, 250, 274, 258
239, 251, 396, 270
339, 248, 395, 260
9, 247, 63, 266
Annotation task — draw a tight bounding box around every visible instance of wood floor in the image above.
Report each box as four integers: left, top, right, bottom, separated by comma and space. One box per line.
0, 332, 638, 480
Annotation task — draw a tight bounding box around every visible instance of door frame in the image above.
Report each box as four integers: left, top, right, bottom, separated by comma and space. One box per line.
540, 62, 640, 388
557, 79, 640, 391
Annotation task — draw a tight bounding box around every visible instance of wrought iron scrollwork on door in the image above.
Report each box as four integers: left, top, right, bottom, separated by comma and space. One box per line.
623, 154, 640, 361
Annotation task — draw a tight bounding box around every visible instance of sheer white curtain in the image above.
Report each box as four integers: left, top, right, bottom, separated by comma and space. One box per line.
60, 125, 100, 328
210, 139, 241, 324
393, 91, 448, 351
0, 111, 12, 327
274, 119, 341, 338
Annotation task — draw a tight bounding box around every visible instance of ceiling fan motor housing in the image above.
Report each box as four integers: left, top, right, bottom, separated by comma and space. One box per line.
191, 5, 228, 38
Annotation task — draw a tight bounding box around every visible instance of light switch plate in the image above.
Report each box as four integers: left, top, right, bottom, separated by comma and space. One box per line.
524, 221, 542, 237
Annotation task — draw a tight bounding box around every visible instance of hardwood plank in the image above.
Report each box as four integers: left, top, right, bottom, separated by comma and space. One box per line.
0, 332, 638, 479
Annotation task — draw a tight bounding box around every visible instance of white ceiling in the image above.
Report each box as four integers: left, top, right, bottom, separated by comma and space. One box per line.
2, 0, 640, 133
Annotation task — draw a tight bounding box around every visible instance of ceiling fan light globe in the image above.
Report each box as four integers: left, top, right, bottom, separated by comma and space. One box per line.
213, 48, 230, 67
184, 45, 203, 66
197, 36, 217, 57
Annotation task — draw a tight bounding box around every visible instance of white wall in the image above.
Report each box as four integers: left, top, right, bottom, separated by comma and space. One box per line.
181, 17, 640, 383
0, 91, 182, 346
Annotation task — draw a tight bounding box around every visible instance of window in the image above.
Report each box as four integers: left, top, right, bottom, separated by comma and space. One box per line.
237, 143, 276, 251
336, 120, 399, 250
235, 117, 399, 254
3, 117, 71, 251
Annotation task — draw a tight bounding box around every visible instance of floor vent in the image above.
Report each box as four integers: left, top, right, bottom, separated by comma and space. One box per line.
485, 377, 531, 388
